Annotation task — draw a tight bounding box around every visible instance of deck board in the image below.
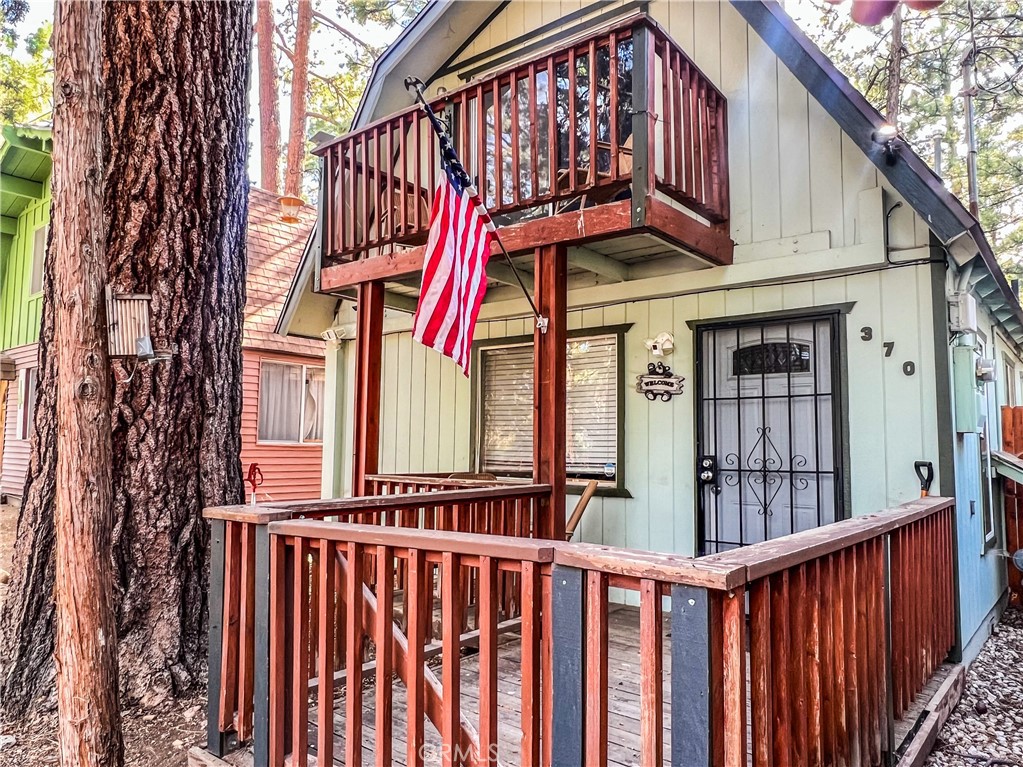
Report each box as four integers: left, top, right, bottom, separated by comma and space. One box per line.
224, 604, 952, 767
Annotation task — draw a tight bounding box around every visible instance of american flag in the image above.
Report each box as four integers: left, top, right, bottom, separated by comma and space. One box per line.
412, 106, 496, 376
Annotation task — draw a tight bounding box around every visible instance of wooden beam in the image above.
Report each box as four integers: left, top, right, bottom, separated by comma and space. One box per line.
0, 216, 16, 236
487, 261, 534, 293
338, 287, 418, 313
643, 196, 734, 266
533, 243, 567, 540
352, 281, 384, 496
568, 248, 631, 282
319, 200, 633, 291
0, 173, 44, 200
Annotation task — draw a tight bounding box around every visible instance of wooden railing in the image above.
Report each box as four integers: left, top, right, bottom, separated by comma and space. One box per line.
268, 522, 556, 767
552, 496, 956, 767
313, 15, 728, 264
203, 483, 553, 762
205, 495, 956, 767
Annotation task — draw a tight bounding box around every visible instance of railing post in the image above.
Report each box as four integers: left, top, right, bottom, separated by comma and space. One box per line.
882, 534, 896, 767
630, 23, 654, 226
671, 584, 714, 767
206, 518, 233, 757
252, 524, 271, 767
551, 564, 585, 767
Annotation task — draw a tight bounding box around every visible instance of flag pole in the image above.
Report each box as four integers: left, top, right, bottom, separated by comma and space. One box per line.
404, 76, 549, 334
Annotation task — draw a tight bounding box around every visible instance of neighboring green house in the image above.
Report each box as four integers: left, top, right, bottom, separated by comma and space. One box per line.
0, 125, 51, 503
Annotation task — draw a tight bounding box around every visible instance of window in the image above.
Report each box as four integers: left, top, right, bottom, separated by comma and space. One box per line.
477, 332, 622, 485
30, 225, 48, 295
16, 367, 38, 440
1004, 357, 1017, 407
257, 361, 325, 443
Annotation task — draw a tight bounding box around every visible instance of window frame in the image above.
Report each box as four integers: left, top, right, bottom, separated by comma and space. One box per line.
15, 366, 38, 441
470, 323, 631, 497
255, 358, 326, 446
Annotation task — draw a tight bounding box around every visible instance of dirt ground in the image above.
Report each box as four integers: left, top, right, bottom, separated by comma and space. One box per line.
0, 503, 206, 767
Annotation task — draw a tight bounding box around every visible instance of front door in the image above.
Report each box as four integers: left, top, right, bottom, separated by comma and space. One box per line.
696, 315, 843, 555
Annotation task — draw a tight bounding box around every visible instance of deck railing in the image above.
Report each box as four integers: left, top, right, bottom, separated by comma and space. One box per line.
205, 495, 955, 767
313, 14, 728, 264
203, 483, 553, 761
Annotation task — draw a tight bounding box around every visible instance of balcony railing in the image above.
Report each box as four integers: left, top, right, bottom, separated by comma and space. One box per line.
313, 15, 729, 266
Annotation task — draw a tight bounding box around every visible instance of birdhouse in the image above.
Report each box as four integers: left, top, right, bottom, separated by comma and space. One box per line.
105, 287, 154, 359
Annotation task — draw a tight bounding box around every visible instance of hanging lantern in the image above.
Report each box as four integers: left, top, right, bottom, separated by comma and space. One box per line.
278, 195, 304, 223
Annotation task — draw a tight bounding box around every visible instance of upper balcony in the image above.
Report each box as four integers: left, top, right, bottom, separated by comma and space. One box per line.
312, 15, 733, 294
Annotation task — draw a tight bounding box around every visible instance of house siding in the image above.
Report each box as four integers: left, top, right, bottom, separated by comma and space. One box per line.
0, 194, 48, 352
0, 342, 38, 501
240, 348, 324, 502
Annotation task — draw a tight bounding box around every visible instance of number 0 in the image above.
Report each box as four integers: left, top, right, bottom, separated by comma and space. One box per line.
903, 361, 915, 376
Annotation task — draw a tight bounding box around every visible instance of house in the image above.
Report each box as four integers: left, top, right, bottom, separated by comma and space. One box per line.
240, 189, 326, 502
0, 125, 51, 504
0, 158, 326, 504
197, 2, 1020, 766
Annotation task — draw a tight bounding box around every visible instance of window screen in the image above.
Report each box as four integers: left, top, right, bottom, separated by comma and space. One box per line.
17, 367, 38, 440
478, 334, 619, 481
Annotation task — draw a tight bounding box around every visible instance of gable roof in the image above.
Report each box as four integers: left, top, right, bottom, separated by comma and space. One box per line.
245, 187, 324, 356
732, 1, 1023, 345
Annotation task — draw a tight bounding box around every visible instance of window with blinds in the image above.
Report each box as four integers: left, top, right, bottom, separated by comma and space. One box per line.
478, 333, 620, 482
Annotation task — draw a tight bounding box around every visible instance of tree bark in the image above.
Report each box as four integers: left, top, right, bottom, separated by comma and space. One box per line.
886, 4, 904, 125
0, 0, 250, 717
49, 0, 123, 764
256, 0, 282, 193
283, 0, 312, 197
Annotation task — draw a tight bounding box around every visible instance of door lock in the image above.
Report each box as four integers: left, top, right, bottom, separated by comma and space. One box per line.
698, 456, 720, 493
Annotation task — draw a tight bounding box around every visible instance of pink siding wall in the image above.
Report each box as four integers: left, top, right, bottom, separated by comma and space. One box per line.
0, 343, 39, 501
240, 348, 324, 502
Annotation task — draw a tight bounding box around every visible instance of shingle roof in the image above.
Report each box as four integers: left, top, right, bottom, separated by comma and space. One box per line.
245, 186, 323, 356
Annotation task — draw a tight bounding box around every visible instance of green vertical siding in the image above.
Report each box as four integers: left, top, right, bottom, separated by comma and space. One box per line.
0, 194, 49, 352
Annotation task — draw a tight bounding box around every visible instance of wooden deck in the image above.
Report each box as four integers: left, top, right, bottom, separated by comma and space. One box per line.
219, 604, 950, 767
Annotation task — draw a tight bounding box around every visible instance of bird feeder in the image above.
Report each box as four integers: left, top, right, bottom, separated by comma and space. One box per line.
278, 195, 304, 223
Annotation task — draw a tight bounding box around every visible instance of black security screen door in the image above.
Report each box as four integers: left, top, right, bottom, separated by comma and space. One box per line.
696, 315, 844, 555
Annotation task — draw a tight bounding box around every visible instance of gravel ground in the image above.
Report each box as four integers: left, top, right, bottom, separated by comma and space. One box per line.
926, 608, 1023, 766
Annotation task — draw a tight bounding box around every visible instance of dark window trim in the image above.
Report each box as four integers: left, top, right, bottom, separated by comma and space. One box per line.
470, 323, 632, 497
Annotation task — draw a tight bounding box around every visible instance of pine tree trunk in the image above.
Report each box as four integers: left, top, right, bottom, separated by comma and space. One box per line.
50, 1, 123, 764
256, 0, 282, 193
886, 5, 904, 125
0, 0, 250, 717
283, 0, 312, 197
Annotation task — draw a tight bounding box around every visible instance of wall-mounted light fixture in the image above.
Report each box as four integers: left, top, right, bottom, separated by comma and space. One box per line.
278, 195, 304, 223
872, 123, 899, 165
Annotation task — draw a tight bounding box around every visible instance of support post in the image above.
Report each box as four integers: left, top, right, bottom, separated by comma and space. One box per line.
206, 519, 232, 757
882, 535, 897, 767
353, 280, 384, 496
671, 584, 713, 767
551, 565, 585, 767
252, 525, 271, 767
630, 23, 655, 226
533, 243, 567, 540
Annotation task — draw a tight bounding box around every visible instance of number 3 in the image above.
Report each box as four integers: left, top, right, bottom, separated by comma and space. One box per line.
860, 327, 873, 341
